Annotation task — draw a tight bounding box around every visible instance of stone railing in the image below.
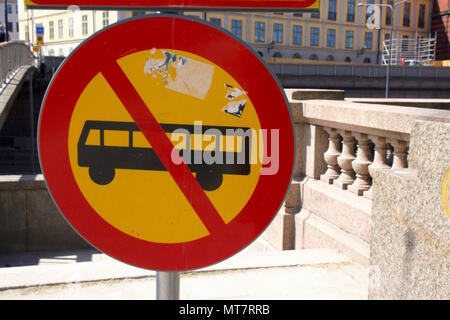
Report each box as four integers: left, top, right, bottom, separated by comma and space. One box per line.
261, 89, 450, 267
319, 117, 408, 198
0, 41, 35, 88
287, 89, 449, 199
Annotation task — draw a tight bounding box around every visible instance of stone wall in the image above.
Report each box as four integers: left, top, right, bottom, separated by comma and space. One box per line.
0, 175, 89, 253
369, 120, 450, 299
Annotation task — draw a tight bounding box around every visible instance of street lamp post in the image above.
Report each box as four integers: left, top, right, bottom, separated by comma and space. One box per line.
359, 1, 406, 98
384, 4, 393, 99
4, 0, 8, 41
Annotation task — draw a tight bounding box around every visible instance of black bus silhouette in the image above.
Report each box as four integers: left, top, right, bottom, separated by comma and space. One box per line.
77, 120, 251, 191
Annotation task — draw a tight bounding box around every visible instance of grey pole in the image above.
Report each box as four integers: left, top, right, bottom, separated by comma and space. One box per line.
156, 271, 180, 300
359, 2, 397, 99
385, 5, 394, 99
28, 72, 35, 173
4, 0, 8, 41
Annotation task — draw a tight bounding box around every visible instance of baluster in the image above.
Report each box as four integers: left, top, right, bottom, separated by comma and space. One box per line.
320, 127, 341, 184
388, 139, 408, 169
364, 136, 390, 199
349, 133, 372, 196
334, 130, 356, 190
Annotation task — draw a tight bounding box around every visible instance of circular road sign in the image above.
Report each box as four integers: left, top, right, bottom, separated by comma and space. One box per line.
38, 15, 295, 271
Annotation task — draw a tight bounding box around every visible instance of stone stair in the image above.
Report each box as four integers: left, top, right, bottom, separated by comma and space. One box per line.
294, 178, 371, 266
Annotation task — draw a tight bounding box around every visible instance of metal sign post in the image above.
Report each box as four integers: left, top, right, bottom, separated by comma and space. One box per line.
156, 271, 180, 300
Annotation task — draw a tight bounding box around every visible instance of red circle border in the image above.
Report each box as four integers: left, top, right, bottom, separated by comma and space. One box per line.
38, 15, 295, 271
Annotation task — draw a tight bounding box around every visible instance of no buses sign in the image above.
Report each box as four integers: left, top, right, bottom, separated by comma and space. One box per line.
38, 16, 295, 271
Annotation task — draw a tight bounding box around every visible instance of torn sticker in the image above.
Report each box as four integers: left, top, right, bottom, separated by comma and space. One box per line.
144, 49, 214, 100
225, 84, 247, 100
222, 100, 247, 118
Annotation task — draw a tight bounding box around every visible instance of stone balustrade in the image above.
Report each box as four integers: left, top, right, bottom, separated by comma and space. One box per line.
287, 90, 450, 199
261, 89, 450, 267
319, 127, 408, 197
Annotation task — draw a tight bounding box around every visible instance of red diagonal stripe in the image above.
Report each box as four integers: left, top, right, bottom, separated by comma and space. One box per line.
101, 60, 226, 234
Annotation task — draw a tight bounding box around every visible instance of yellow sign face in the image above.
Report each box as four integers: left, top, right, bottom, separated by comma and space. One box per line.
68, 49, 263, 244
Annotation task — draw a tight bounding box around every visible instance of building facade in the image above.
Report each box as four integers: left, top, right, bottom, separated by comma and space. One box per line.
1, 0, 20, 41
17, 0, 434, 63
17, 1, 128, 56
187, 0, 434, 64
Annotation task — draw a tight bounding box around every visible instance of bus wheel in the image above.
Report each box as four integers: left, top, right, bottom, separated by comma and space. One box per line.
196, 169, 223, 191
89, 166, 115, 185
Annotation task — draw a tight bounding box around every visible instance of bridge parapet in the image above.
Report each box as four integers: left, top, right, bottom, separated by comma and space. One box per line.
268, 62, 450, 79
263, 89, 449, 259
261, 89, 450, 298
0, 42, 35, 89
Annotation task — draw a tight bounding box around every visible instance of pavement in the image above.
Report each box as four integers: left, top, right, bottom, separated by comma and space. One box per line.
0, 239, 369, 300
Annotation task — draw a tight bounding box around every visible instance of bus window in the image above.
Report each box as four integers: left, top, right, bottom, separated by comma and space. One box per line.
133, 131, 151, 148
200, 134, 217, 151
104, 130, 129, 147
85, 129, 100, 146
222, 135, 242, 153
171, 132, 188, 150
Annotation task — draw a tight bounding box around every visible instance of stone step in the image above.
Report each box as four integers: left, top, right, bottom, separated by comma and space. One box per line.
301, 179, 371, 242
296, 211, 370, 266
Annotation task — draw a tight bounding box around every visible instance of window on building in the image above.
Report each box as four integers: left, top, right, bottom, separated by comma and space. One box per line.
58, 19, 63, 38
363, 57, 371, 63
403, 2, 411, 27
231, 19, 243, 39
7, 4, 12, 14
345, 30, 354, 49
347, 0, 355, 22
345, 57, 352, 62
311, 10, 320, 19
48, 49, 55, 56
293, 12, 303, 17
418, 4, 426, 28
16, 5, 18, 14
58, 48, 64, 56
102, 11, 109, 28
82, 15, 88, 35
255, 22, 265, 42
6, 22, 12, 32
309, 54, 319, 60
402, 35, 409, 52
292, 25, 302, 45
364, 32, 373, 49
49, 21, 54, 39
310, 27, 320, 47
327, 29, 336, 47
69, 17, 74, 37
273, 52, 282, 58
328, 0, 337, 21
386, 0, 393, 26
293, 53, 302, 59
326, 55, 335, 61
273, 23, 283, 43
16, 22, 19, 33
366, 0, 375, 21
210, 18, 222, 27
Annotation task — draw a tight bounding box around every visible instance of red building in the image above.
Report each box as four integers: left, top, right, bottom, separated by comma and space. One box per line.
432, 0, 450, 60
